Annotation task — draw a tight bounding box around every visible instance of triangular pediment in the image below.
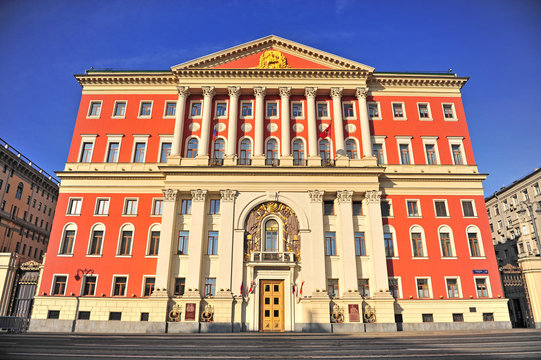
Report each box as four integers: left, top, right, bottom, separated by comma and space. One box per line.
171, 35, 374, 71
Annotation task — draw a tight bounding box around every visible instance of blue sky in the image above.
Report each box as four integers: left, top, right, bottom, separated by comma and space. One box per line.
0, 0, 539, 195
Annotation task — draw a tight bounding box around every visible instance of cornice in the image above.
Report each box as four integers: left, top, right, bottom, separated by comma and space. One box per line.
74, 73, 176, 86
174, 69, 371, 79
368, 74, 469, 89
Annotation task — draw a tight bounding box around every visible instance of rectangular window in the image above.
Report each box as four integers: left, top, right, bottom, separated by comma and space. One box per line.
425, 144, 437, 165
534, 183, 541, 196
113, 276, 127, 296
118, 231, 132, 256
418, 104, 429, 118
446, 278, 460, 298
174, 278, 185, 296
411, 232, 424, 257
422, 314, 433, 322
317, 103, 328, 117
453, 313, 464, 322
380, 200, 391, 217
440, 232, 453, 257
358, 279, 369, 297
78, 311, 91, 320
417, 278, 430, 298
399, 144, 411, 165
67, 198, 82, 215
124, 199, 138, 215
323, 201, 334, 215
165, 102, 176, 116
82, 275, 97, 296
80, 142, 93, 162
483, 313, 494, 321
109, 312, 122, 321
95, 198, 109, 215
114, 101, 126, 117
160, 143, 172, 163
205, 278, 216, 297
241, 102, 252, 117
88, 230, 103, 255
178, 231, 189, 255
209, 199, 220, 214
389, 278, 400, 298
140, 102, 152, 116
522, 189, 529, 201
373, 144, 384, 165
325, 232, 336, 256
343, 103, 354, 117
443, 104, 454, 119
207, 231, 218, 255
434, 200, 448, 217
355, 232, 366, 256
143, 277, 155, 297
462, 200, 475, 217
181, 199, 191, 215
216, 102, 227, 117
88, 101, 101, 117
407, 200, 420, 217
476, 278, 489, 297
368, 103, 379, 118
48, 310, 60, 319
191, 102, 202, 117
352, 202, 363, 216
140, 313, 149, 321
292, 103, 303, 117
392, 103, 404, 118
451, 144, 464, 165
148, 231, 160, 256
152, 199, 163, 216
266, 102, 277, 117
52, 275, 67, 295
106, 142, 119, 163
327, 279, 339, 298
384, 232, 395, 257
133, 142, 146, 163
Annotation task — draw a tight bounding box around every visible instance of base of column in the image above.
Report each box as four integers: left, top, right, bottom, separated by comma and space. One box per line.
223, 155, 237, 166
307, 156, 321, 167
182, 156, 209, 166
361, 156, 379, 167
166, 155, 181, 166
279, 155, 293, 167
251, 155, 266, 166
335, 156, 349, 167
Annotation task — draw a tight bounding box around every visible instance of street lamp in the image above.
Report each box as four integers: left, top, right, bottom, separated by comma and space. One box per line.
72, 268, 94, 332
517, 200, 541, 257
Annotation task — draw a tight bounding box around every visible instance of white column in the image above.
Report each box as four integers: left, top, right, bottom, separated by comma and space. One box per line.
336, 190, 359, 296
198, 86, 215, 157
185, 189, 207, 296
330, 87, 345, 157
253, 86, 266, 156
155, 189, 179, 292
308, 190, 327, 294
305, 87, 318, 158
226, 87, 240, 157
356, 87, 373, 158
231, 229, 245, 297
365, 190, 390, 294
279, 87, 291, 156
171, 86, 190, 156
216, 190, 237, 294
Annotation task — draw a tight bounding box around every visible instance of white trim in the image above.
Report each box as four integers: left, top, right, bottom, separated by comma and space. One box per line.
447, 136, 467, 165
131, 134, 150, 163
466, 225, 486, 258
94, 197, 110, 216
211, 136, 227, 158
344, 137, 360, 159
381, 198, 393, 218
473, 276, 492, 298
151, 198, 164, 217
163, 101, 177, 119
367, 101, 382, 120
145, 223, 161, 258
111, 100, 127, 119
441, 103, 458, 121
342, 101, 357, 120
116, 223, 135, 257
188, 100, 203, 119
417, 102, 433, 121
371, 135, 387, 164
395, 136, 414, 165
318, 137, 334, 159
391, 102, 407, 120
410, 224, 428, 258
141, 275, 156, 297
104, 134, 124, 163
86, 100, 102, 119
415, 276, 433, 299
58, 223, 77, 256
239, 100, 254, 119
316, 101, 331, 120
81, 273, 99, 296
260, 216, 283, 252
264, 136, 281, 157
444, 276, 463, 298
461, 199, 478, 218
111, 274, 130, 297
433, 199, 449, 218
383, 224, 399, 258
184, 136, 200, 158
86, 223, 105, 256
157, 134, 174, 163
265, 100, 279, 120
290, 101, 305, 120
77, 134, 97, 163
213, 100, 229, 119
51, 274, 69, 296
123, 198, 138, 216
405, 199, 422, 218
421, 136, 440, 165
137, 100, 153, 119
66, 197, 83, 216
438, 225, 457, 258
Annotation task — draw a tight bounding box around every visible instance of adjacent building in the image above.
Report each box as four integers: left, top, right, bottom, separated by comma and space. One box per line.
29, 36, 510, 333
486, 167, 541, 328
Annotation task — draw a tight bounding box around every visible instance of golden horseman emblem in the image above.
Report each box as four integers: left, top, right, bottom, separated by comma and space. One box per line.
256, 50, 290, 69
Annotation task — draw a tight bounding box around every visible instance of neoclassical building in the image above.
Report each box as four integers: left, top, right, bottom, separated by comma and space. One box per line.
30, 36, 510, 332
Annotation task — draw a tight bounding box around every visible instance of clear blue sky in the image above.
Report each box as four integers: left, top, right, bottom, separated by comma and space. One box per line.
1, 0, 539, 195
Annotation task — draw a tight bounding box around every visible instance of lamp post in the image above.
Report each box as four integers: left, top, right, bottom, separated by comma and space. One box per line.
517, 200, 541, 257
72, 268, 94, 332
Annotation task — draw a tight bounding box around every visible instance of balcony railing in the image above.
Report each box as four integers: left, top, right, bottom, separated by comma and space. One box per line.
265, 158, 280, 167
249, 251, 295, 263
209, 158, 224, 166
293, 159, 306, 166
321, 158, 335, 167
238, 158, 252, 165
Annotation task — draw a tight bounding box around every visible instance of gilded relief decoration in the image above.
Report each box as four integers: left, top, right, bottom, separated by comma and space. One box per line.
256, 50, 290, 69
245, 202, 300, 260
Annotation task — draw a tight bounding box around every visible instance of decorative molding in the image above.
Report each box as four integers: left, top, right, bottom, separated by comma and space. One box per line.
256, 50, 290, 69
304, 87, 318, 98
227, 86, 241, 97
308, 190, 324, 203
253, 86, 266, 98
191, 189, 208, 202
279, 86, 291, 98
337, 190, 353, 204
202, 86, 215, 98
330, 87, 343, 98
220, 189, 237, 202
355, 87, 369, 99
365, 190, 382, 204
20, 260, 41, 271
162, 188, 180, 202
369, 75, 468, 89
177, 86, 190, 98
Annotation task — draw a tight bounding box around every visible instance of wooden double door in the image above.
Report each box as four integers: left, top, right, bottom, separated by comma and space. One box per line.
259, 280, 284, 332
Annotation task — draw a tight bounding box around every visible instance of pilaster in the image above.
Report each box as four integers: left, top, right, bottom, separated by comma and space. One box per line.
185, 189, 208, 297
171, 86, 190, 156
279, 86, 291, 157
155, 189, 179, 293
330, 87, 345, 158
305, 87, 318, 158
356, 87, 373, 158
216, 189, 237, 295
336, 190, 360, 296
198, 86, 215, 157
226, 86, 240, 158
308, 190, 327, 295
253, 86, 266, 157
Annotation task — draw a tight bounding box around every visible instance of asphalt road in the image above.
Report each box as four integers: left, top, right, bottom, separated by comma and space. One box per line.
0, 329, 540, 359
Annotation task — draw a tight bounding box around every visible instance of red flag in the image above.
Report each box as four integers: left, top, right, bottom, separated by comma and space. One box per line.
300, 281, 304, 297
319, 123, 331, 138
212, 126, 218, 141
240, 282, 244, 296
248, 281, 254, 294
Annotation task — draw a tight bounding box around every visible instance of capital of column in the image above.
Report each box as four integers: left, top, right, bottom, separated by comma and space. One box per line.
177, 86, 190, 98
162, 188, 180, 202
308, 190, 324, 203
191, 189, 208, 202
279, 86, 291, 98
220, 189, 237, 202
202, 86, 215, 98
337, 190, 353, 204
365, 190, 382, 204
253, 86, 266, 98
304, 87, 318, 99
228, 86, 241, 98
330, 87, 343, 99
355, 87, 369, 99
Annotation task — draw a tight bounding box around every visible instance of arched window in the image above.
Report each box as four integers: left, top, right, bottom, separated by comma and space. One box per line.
264, 219, 279, 252
239, 139, 252, 165
88, 223, 105, 255
292, 139, 305, 166
383, 225, 398, 258
59, 223, 77, 255
15, 182, 23, 200
265, 139, 278, 166
438, 225, 454, 258
345, 139, 358, 159
410, 225, 426, 258
186, 138, 198, 158
118, 224, 134, 256
319, 139, 331, 165
213, 139, 225, 164
147, 224, 161, 256
466, 225, 484, 257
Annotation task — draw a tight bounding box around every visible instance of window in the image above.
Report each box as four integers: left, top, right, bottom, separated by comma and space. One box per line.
186, 138, 198, 158
292, 139, 305, 166
109, 312, 122, 321
88, 229, 103, 255
368, 103, 379, 118
160, 143, 172, 163
265, 139, 279, 166
446, 278, 460, 298
181, 199, 191, 214
411, 229, 425, 257
95, 198, 109, 215
79, 311, 91, 320
215, 102, 227, 117
143, 277, 155, 297
407, 200, 420, 217
113, 276, 127, 296
392, 103, 405, 119
148, 231, 160, 256
52, 275, 67, 295
15, 182, 23, 199
453, 313, 464, 322
191, 102, 202, 117
345, 139, 358, 159
325, 232, 336, 256
178, 231, 189, 254
113, 101, 126, 117
241, 102, 252, 117
139, 101, 152, 117
522, 189, 529, 201
59, 229, 76, 255
209, 199, 220, 214
373, 143, 384, 165
205, 278, 216, 297
124, 199, 138, 215
319, 140, 331, 164
212, 139, 225, 164
358, 279, 369, 297
439, 229, 453, 257
534, 183, 541, 196
462, 200, 476, 217
292, 102, 303, 117
266, 102, 278, 117
239, 139, 252, 165
174, 278, 185, 296
327, 279, 339, 298
442, 104, 455, 119
323, 201, 334, 215
422, 314, 433, 322
88, 101, 102, 117
352, 202, 363, 216
476, 278, 489, 297
447, 137, 467, 165
343, 103, 354, 118
468, 231, 482, 257
118, 230, 132, 256
106, 142, 120, 163
82, 275, 97, 296
380, 200, 392, 217
152, 199, 163, 216
384, 232, 395, 257
434, 200, 448, 217
389, 278, 400, 298
425, 144, 437, 165
399, 144, 411, 165
417, 278, 430, 298
80, 142, 93, 162
165, 102, 176, 117
264, 219, 279, 252
133, 142, 146, 162
317, 103, 328, 118
355, 232, 366, 256
48, 310, 60, 319
207, 231, 218, 255
140, 313, 149, 321
418, 103, 430, 119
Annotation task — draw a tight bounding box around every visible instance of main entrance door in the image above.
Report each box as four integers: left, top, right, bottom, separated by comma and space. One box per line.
259, 280, 284, 332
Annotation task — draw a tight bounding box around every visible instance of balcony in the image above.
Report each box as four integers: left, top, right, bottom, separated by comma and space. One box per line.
249, 251, 296, 265
321, 158, 335, 167
265, 158, 280, 167
238, 158, 252, 165
293, 159, 306, 166
209, 158, 224, 166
